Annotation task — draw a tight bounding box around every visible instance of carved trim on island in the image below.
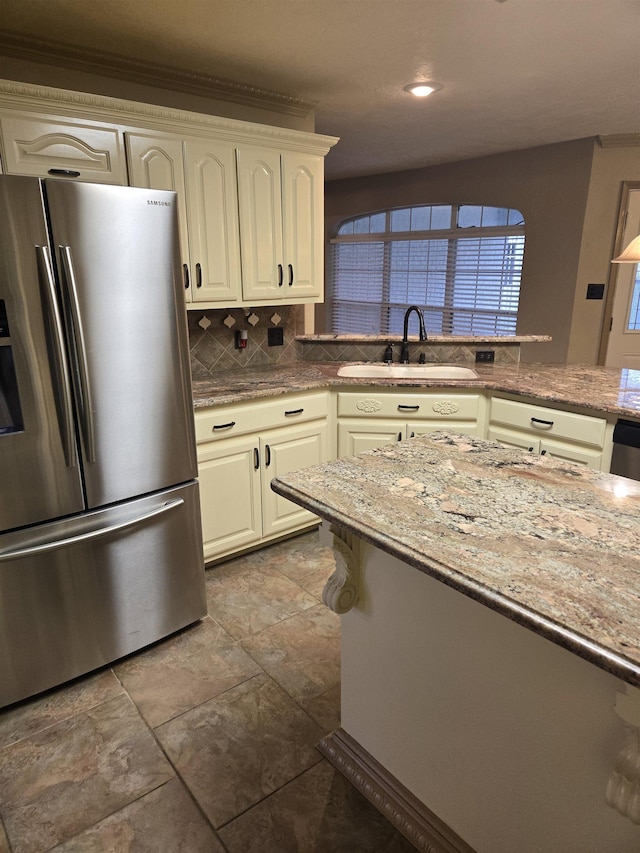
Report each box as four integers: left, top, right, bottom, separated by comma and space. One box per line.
318, 728, 477, 853
606, 684, 640, 824
321, 524, 361, 614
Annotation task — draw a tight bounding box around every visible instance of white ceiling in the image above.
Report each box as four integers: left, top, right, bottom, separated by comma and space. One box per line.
1, 0, 639, 180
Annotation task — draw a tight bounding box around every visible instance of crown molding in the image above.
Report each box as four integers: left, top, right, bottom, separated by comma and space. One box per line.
0, 31, 314, 118
0, 78, 338, 155
598, 134, 640, 149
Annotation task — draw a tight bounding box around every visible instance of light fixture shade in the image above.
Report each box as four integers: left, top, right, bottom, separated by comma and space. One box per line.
612, 235, 640, 263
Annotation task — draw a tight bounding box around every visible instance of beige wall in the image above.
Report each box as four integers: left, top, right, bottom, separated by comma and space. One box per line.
0, 56, 315, 132
322, 138, 608, 363
568, 147, 640, 364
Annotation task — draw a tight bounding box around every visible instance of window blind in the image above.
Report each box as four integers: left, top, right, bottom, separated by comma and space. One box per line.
330, 205, 525, 336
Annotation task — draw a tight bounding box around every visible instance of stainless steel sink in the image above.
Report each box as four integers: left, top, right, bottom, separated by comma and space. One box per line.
336, 363, 479, 379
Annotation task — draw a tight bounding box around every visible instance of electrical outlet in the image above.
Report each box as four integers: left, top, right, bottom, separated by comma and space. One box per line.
268, 327, 284, 347
475, 350, 495, 363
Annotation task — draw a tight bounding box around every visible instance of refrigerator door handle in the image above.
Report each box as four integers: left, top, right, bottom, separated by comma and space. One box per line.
58, 245, 96, 463
35, 245, 77, 468
0, 498, 184, 563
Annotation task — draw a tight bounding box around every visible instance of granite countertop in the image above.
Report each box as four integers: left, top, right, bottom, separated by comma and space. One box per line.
271, 431, 640, 687
192, 361, 640, 419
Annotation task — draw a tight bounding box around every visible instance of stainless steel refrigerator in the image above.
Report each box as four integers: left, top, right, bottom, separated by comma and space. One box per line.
0, 176, 207, 708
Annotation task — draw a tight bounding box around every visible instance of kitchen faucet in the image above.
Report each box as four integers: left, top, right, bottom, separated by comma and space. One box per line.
400, 305, 427, 363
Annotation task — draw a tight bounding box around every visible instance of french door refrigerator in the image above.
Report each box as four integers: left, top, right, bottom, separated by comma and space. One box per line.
0, 176, 207, 708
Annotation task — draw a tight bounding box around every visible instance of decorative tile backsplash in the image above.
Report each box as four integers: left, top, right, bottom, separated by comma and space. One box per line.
188, 306, 305, 379
297, 340, 521, 364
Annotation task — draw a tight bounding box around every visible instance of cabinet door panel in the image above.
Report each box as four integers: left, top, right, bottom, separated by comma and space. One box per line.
198, 438, 261, 561
408, 422, 480, 438
261, 424, 327, 537
126, 132, 191, 293
185, 139, 242, 303
0, 115, 127, 184
487, 427, 540, 454
281, 152, 323, 299
338, 421, 402, 457
237, 147, 283, 301
539, 439, 603, 470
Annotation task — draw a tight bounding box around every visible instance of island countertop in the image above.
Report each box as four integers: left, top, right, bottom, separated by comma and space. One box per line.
192, 361, 640, 419
271, 431, 640, 687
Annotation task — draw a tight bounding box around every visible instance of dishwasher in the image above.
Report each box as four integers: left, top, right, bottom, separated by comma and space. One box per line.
610, 419, 640, 480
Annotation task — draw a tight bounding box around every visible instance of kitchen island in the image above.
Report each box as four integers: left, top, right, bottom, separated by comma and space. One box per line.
271, 432, 640, 853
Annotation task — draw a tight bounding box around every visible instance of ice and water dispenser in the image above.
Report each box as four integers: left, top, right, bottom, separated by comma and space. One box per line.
0, 299, 23, 435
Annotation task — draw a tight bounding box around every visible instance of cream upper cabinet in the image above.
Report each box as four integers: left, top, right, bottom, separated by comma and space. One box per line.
0, 113, 127, 184
126, 131, 242, 304
237, 146, 324, 304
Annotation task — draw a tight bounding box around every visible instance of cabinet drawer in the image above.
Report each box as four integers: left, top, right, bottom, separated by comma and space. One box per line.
195, 392, 328, 443
0, 114, 127, 184
490, 397, 606, 448
337, 391, 480, 421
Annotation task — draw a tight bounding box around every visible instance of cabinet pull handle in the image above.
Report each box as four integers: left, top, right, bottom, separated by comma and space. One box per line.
398, 404, 420, 411
528, 446, 534, 452
398, 432, 403, 441
183, 264, 190, 289
265, 444, 271, 467
48, 168, 81, 178
288, 264, 294, 286
196, 263, 202, 288
541, 449, 547, 455
531, 417, 553, 427
254, 447, 260, 469
277, 264, 283, 286
212, 421, 236, 431
410, 431, 415, 438
284, 408, 304, 416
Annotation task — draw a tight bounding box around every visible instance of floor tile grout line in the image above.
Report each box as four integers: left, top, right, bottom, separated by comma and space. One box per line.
214, 752, 327, 834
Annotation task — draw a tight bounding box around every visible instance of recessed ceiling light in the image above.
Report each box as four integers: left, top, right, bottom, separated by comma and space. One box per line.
403, 82, 443, 98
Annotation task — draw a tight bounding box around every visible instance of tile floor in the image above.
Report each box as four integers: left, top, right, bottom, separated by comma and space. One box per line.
0, 531, 416, 852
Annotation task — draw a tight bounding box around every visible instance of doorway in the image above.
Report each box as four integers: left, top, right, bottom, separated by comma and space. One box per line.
601, 182, 640, 367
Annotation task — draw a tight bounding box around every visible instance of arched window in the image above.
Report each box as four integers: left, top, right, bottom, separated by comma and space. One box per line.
329, 204, 525, 335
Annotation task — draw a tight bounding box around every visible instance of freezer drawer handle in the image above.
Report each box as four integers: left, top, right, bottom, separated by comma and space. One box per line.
48, 168, 81, 178
36, 245, 77, 468
531, 417, 554, 428
212, 421, 236, 431
59, 245, 96, 463
0, 499, 184, 563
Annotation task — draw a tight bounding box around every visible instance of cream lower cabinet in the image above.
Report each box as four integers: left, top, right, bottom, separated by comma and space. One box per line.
337, 390, 483, 457
126, 131, 242, 305
488, 396, 608, 470
195, 392, 330, 562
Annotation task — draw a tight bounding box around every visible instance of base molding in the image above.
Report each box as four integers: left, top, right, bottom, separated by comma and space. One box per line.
318, 729, 476, 853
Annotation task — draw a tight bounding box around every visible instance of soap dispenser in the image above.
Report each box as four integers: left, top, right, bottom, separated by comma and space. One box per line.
383, 344, 394, 364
